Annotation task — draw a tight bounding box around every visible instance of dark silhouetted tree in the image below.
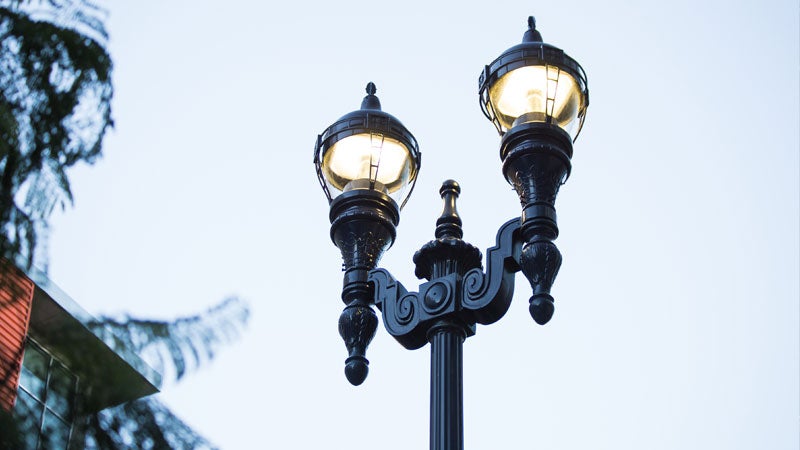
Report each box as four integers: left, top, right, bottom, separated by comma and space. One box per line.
1, 0, 112, 270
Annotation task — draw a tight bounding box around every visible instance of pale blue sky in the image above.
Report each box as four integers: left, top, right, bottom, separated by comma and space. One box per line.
46, 1, 798, 448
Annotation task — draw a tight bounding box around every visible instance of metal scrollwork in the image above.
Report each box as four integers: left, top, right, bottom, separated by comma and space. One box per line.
368, 217, 529, 353
463, 268, 486, 299
396, 293, 417, 326
370, 268, 426, 349
460, 218, 522, 325
371, 270, 464, 350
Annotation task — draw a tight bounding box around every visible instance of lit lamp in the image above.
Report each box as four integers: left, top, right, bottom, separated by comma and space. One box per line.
479, 16, 589, 324
314, 82, 420, 385
479, 16, 588, 138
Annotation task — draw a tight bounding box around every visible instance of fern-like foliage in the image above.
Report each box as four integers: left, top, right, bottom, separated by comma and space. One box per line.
84, 297, 250, 448
84, 397, 218, 450
88, 297, 251, 383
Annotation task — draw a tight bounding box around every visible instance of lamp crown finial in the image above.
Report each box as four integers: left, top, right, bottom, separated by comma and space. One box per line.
523, 15, 543, 43
360, 82, 382, 110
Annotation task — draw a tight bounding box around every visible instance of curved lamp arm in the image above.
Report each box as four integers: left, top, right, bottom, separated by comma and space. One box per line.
372, 269, 462, 350
461, 217, 522, 325
369, 212, 558, 352
370, 269, 422, 349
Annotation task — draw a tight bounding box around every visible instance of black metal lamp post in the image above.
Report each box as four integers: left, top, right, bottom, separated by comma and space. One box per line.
314, 16, 588, 450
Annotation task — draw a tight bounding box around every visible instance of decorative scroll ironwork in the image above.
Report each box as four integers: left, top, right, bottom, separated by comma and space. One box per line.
371, 217, 525, 349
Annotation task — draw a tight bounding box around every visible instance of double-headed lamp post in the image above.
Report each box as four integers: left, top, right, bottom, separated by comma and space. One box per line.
313, 16, 588, 450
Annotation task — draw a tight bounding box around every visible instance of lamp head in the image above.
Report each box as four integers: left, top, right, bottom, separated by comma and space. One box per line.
314, 82, 421, 209
479, 16, 589, 141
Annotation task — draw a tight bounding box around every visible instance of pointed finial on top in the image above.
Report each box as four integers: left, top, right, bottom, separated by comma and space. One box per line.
523, 15, 543, 43
435, 180, 463, 240
360, 81, 382, 110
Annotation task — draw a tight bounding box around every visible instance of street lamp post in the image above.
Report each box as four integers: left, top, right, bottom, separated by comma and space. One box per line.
313, 16, 589, 450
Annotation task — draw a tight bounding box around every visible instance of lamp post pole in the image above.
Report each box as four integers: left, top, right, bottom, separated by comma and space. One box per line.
429, 319, 465, 450
314, 16, 589, 450
420, 182, 476, 450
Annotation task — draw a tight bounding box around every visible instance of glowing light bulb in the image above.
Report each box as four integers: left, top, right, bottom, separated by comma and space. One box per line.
488, 65, 583, 138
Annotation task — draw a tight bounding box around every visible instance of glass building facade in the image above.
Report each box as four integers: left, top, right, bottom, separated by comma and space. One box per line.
14, 339, 79, 449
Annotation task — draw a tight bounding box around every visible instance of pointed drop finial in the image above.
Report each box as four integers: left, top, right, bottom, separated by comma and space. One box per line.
360, 81, 382, 110
523, 15, 543, 42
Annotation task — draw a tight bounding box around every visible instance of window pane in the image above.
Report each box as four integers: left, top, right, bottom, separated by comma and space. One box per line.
41, 409, 71, 450
46, 363, 76, 421
20, 343, 48, 399
12, 388, 43, 449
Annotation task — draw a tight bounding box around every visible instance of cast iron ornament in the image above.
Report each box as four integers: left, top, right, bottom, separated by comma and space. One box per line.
500, 123, 572, 324
371, 179, 561, 352
329, 188, 397, 385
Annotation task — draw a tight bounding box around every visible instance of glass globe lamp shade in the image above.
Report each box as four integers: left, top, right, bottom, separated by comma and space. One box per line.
487, 65, 584, 138
315, 83, 420, 209
322, 132, 414, 202
479, 17, 589, 141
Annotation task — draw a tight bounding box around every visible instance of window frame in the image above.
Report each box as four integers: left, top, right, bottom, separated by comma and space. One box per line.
15, 338, 81, 450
